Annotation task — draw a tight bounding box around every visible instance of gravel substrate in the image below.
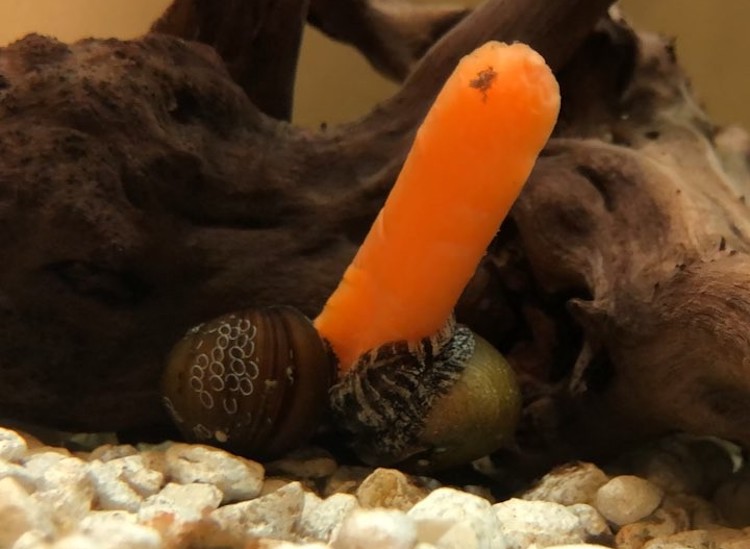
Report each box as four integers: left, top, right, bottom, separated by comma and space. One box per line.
1, 426, 749, 548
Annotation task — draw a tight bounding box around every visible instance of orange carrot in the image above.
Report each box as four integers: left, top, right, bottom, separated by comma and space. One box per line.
315, 41, 560, 371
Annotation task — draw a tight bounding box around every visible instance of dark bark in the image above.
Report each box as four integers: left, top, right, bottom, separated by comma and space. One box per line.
6, 0, 750, 473
152, 0, 309, 120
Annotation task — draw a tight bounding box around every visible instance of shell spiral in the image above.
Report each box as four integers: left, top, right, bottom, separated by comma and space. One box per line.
162, 306, 335, 459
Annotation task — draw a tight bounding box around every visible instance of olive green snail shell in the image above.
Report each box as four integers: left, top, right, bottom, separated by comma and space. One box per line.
162, 306, 335, 460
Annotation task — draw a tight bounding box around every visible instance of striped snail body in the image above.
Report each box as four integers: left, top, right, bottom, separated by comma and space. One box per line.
162, 306, 335, 459
329, 316, 521, 472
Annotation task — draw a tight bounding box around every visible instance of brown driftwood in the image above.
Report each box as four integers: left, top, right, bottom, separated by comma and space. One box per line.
2, 0, 749, 467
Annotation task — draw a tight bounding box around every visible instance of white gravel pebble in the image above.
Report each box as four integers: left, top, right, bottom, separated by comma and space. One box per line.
140, 481, 222, 519
210, 480, 305, 541
165, 443, 264, 503
0, 460, 36, 492
419, 519, 479, 549
493, 498, 588, 548
331, 508, 417, 549
594, 475, 664, 526
0, 477, 55, 547
298, 491, 359, 542
566, 503, 612, 541
88, 459, 148, 512
408, 487, 504, 549
33, 482, 95, 532
22, 451, 70, 485
0, 427, 28, 462
523, 463, 610, 506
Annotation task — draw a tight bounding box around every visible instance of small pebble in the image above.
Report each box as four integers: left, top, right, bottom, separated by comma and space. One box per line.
0, 477, 55, 547
566, 503, 612, 543
298, 491, 359, 541
428, 520, 479, 549
0, 427, 28, 462
523, 462, 609, 506
614, 508, 687, 549
493, 498, 587, 549
594, 475, 664, 526
210, 480, 305, 541
331, 508, 417, 549
165, 443, 264, 503
88, 459, 152, 512
356, 468, 427, 511
408, 487, 501, 549
0, 460, 37, 492
143, 481, 222, 516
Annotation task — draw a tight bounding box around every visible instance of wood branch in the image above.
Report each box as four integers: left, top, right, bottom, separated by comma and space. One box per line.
307, 0, 469, 81
151, 0, 309, 120
492, 20, 750, 468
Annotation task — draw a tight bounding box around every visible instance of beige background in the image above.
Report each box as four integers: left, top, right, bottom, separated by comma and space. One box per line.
0, 0, 748, 130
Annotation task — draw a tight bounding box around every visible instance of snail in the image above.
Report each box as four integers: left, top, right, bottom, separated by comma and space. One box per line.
328, 315, 521, 471
162, 306, 520, 470
161, 306, 335, 459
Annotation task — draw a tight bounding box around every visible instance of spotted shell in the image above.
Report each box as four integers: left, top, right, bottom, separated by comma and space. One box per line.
162, 306, 335, 459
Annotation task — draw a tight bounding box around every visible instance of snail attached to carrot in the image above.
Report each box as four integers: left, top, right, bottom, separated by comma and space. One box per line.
162, 42, 561, 470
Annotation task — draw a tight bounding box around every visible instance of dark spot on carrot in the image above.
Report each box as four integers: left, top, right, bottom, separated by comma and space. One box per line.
469, 67, 497, 101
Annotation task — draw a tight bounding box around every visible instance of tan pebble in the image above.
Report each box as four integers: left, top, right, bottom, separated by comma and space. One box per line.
522, 462, 610, 505
356, 468, 427, 511
614, 508, 687, 549
641, 527, 748, 549
594, 475, 663, 526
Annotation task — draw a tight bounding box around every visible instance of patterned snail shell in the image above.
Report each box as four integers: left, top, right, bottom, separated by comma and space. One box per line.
162, 306, 335, 459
